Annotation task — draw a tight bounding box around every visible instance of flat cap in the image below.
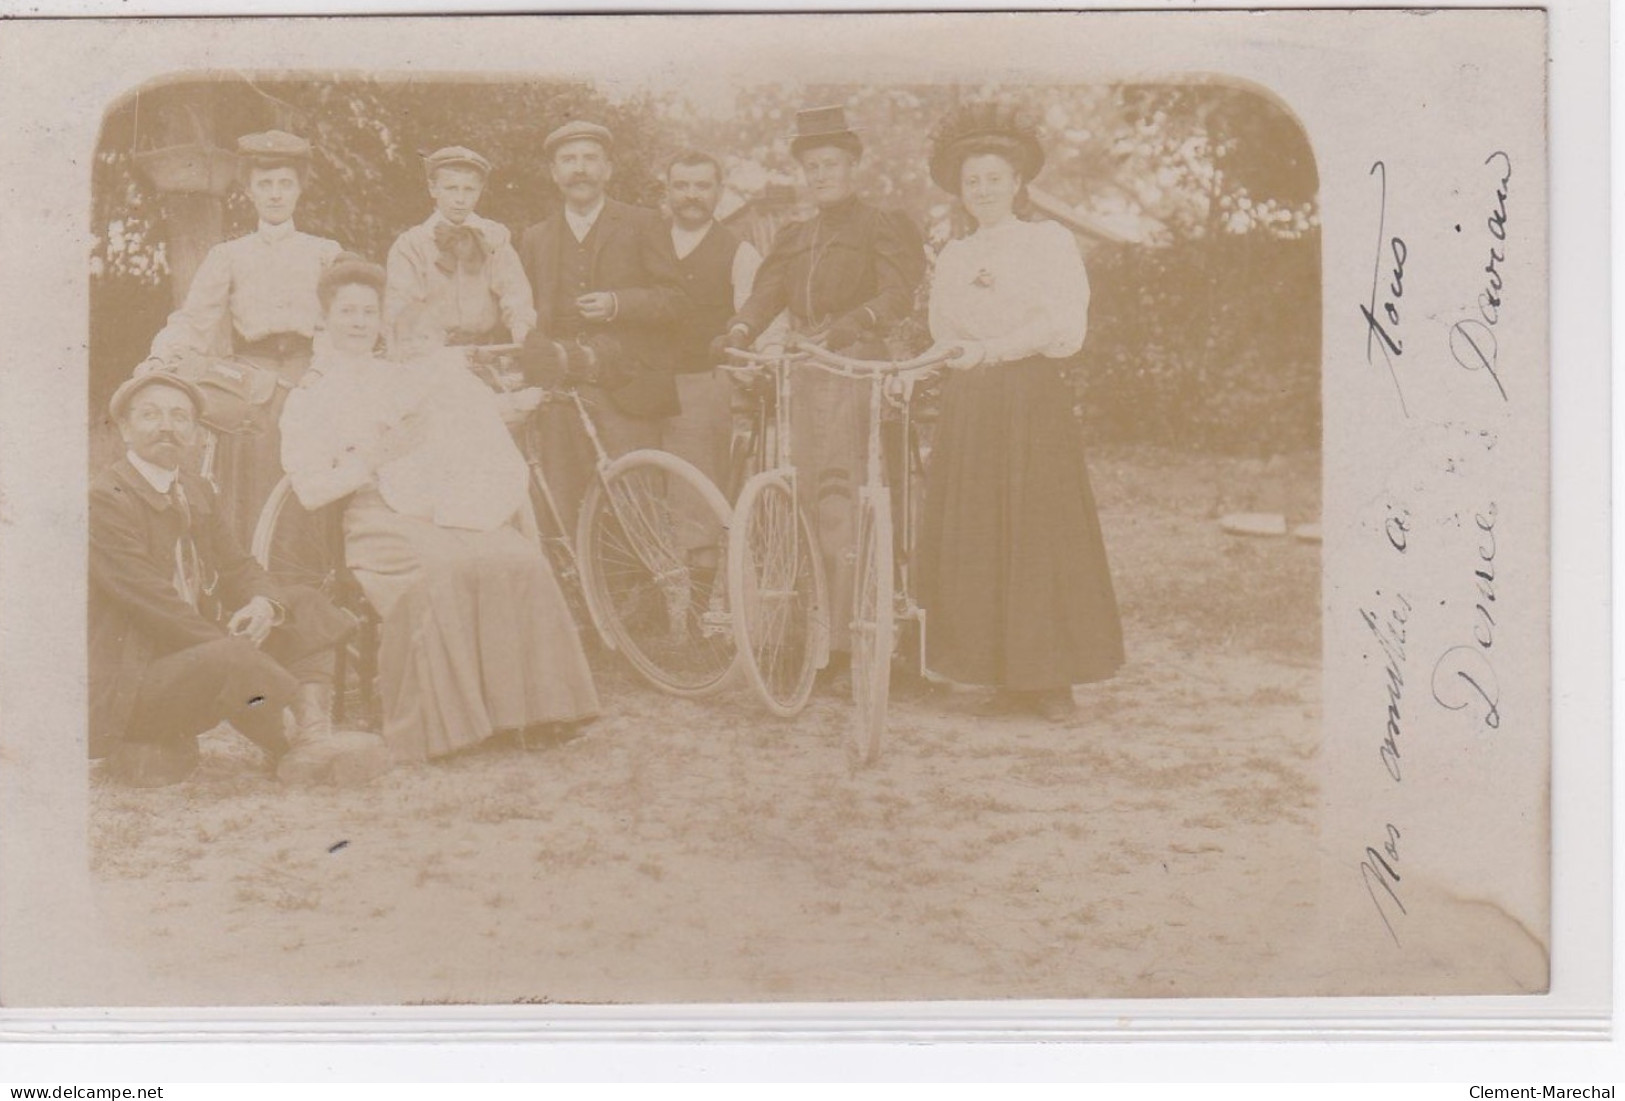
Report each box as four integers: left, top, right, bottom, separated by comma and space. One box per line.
109, 370, 206, 422
543, 120, 613, 158
423, 145, 492, 178
236, 130, 313, 162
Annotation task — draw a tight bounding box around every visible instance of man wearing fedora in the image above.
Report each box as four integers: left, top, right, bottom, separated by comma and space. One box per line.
384, 145, 536, 350
140, 130, 344, 551
91, 372, 388, 788
712, 105, 926, 684
517, 119, 689, 527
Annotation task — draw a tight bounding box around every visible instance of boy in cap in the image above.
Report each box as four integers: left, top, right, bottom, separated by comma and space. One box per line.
140, 130, 343, 550
90, 372, 388, 788
384, 146, 536, 349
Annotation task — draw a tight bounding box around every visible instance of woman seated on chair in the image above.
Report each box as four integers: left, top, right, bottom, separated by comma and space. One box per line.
279, 254, 599, 762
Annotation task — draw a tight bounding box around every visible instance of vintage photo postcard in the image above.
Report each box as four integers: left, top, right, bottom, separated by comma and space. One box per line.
0, 9, 1579, 1024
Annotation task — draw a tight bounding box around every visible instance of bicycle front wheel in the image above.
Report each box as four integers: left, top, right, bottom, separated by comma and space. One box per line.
849, 486, 895, 767
728, 471, 829, 717
576, 449, 737, 697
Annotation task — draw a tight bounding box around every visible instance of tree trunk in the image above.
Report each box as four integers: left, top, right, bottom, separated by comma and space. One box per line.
142, 84, 227, 309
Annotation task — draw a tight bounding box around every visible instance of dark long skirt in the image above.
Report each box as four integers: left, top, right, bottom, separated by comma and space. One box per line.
917, 356, 1124, 691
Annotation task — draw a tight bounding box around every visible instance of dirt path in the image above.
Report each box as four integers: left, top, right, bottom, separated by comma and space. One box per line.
87, 446, 1324, 1006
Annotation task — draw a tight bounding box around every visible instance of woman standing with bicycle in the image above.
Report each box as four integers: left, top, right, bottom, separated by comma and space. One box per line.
917, 104, 1124, 721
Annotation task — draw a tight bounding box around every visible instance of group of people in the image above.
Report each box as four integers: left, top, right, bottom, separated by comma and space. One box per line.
89, 101, 1125, 788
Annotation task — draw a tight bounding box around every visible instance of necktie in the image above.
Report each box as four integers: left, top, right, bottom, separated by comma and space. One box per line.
434, 222, 489, 275
169, 480, 192, 529
170, 481, 201, 610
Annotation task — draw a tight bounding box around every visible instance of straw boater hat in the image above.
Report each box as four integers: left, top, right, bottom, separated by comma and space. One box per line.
789, 105, 863, 160
927, 100, 1046, 195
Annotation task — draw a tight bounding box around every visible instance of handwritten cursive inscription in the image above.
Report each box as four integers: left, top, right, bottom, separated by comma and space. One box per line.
1361, 824, 1406, 946
1448, 153, 1512, 401
1431, 504, 1502, 731
1362, 591, 1412, 781
1361, 161, 1410, 415
1480, 151, 1511, 320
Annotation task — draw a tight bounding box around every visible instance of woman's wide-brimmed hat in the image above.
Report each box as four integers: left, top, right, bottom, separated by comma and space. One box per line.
927, 101, 1046, 195
789, 105, 863, 161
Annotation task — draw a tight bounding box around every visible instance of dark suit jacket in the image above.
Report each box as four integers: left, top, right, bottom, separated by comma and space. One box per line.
731, 196, 925, 346
519, 198, 689, 419
87, 458, 349, 755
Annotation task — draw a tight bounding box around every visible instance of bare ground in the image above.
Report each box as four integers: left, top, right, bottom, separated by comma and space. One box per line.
88, 444, 1323, 1006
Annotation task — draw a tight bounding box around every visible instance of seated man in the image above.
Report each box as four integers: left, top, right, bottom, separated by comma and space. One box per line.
89, 372, 388, 787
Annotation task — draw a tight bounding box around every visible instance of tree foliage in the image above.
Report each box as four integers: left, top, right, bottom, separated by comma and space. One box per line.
92, 73, 1320, 453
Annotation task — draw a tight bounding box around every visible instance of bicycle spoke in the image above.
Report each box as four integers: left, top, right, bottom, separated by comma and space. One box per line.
582, 457, 734, 695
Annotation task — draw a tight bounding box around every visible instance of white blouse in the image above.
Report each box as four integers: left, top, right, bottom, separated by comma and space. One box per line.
279, 348, 530, 533
928, 218, 1090, 364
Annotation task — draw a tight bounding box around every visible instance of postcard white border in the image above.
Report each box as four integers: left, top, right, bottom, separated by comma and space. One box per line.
0, 0, 1611, 1083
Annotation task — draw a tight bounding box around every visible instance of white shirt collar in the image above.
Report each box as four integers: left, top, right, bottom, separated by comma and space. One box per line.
669, 220, 715, 260
257, 219, 297, 243
564, 197, 606, 243
126, 449, 178, 494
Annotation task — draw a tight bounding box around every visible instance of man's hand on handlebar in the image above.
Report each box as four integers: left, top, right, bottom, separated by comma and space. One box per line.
823, 310, 868, 352
710, 325, 751, 363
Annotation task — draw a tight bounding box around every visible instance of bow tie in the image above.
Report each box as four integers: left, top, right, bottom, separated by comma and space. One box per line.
434, 222, 489, 274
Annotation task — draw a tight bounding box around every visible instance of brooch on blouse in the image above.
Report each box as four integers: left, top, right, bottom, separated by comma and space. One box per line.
972, 267, 996, 290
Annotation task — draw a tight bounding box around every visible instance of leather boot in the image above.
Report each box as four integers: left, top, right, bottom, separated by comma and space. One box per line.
277, 682, 392, 787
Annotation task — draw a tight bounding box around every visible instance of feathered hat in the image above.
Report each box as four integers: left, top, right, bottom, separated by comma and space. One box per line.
927, 99, 1046, 195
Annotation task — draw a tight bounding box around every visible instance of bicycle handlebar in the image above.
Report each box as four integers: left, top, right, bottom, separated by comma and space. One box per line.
722, 343, 957, 377
721, 347, 809, 366
793, 342, 959, 377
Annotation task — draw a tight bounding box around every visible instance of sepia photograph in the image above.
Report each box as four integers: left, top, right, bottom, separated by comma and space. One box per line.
0, 9, 1565, 1021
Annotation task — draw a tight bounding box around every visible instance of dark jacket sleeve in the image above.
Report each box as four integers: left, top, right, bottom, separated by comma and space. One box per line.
857, 209, 926, 329
608, 206, 688, 327
728, 222, 796, 340
519, 223, 543, 310
89, 481, 226, 654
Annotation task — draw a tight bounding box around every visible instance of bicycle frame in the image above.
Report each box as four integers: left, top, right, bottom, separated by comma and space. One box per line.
794, 343, 954, 682
720, 347, 805, 481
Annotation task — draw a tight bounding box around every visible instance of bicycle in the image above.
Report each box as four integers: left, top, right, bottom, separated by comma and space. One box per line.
723, 341, 954, 766
719, 347, 829, 718
252, 343, 738, 703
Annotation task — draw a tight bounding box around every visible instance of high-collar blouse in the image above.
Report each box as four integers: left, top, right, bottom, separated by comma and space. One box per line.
927, 217, 1090, 364
149, 223, 343, 358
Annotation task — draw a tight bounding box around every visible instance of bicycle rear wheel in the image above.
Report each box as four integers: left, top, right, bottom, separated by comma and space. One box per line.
728, 471, 829, 717
576, 449, 737, 697
850, 486, 894, 767
249, 471, 339, 593
251, 475, 378, 729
